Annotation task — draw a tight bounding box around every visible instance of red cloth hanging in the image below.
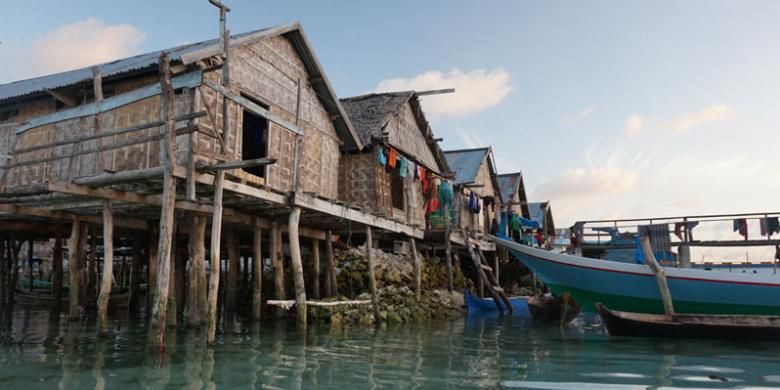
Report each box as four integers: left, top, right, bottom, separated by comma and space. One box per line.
388, 148, 397, 169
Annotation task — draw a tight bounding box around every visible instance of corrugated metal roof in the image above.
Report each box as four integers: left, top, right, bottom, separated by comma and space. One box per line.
443, 147, 489, 185
0, 29, 263, 102
0, 22, 362, 151
496, 172, 522, 203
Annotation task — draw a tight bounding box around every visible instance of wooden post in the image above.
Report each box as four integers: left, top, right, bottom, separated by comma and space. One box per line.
288, 208, 307, 329
130, 234, 143, 311
27, 239, 33, 292
88, 229, 97, 298
494, 252, 500, 285
443, 203, 453, 292
167, 228, 179, 327
52, 234, 64, 312
68, 221, 83, 320
271, 222, 285, 315
365, 226, 380, 324
0, 239, 6, 307
409, 237, 421, 301
251, 224, 262, 320
149, 53, 178, 349
311, 238, 320, 300
226, 230, 239, 314
97, 201, 113, 335
147, 227, 158, 314
186, 214, 207, 326
640, 237, 675, 315
206, 171, 225, 346
325, 231, 336, 297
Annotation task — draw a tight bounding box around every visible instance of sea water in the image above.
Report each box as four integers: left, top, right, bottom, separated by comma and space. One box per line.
0, 309, 778, 389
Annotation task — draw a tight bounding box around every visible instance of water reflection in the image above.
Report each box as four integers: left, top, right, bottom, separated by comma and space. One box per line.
0, 308, 778, 388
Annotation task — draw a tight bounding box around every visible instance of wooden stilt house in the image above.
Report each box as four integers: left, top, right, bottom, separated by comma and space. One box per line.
496, 171, 531, 219
529, 201, 556, 245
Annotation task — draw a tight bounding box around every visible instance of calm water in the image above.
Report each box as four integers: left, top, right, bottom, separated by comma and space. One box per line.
1, 309, 779, 389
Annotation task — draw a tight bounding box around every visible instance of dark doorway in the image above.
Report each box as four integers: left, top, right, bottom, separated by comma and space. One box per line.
390, 170, 405, 210
241, 97, 269, 178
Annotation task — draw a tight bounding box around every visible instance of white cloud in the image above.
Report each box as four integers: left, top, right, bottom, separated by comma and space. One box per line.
1, 18, 146, 82
533, 166, 639, 200
624, 104, 735, 135
373, 68, 511, 118
562, 105, 596, 124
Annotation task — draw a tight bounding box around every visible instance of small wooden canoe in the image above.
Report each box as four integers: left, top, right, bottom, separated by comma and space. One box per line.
596, 303, 780, 341
528, 293, 581, 325
14, 288, 131, 308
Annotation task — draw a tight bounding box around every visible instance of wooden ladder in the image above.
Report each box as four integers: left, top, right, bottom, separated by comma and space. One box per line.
463, 229, 513, 315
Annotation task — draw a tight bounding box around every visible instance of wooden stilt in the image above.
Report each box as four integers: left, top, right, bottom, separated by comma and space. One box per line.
311, 238, 320, 300
206, 170, 225, 347
365, 226, 380, 324
169, 227, 181, 326
251, 224, 262, 320
443, 204, 453, 292
288, 207, 307, 329
120, 255, 128, 288
7, 238, 21, 307
88, 228, 97, 298
68, 221, 83, 320
147, 227, 158, 314
640, 237, 675, 315
130, 234, 143, 311
52, 235, 64, 312
186, 214, 207, 326
0, 239, 6, 307
97, 201, 113, 335
325, 231, 336, 297
226, 231, 239, 314
409, 237, 421, 301
494, 252, 500, 285
149, 53, 178, 349
27, 239, 33, 292
271, 222, 285, 317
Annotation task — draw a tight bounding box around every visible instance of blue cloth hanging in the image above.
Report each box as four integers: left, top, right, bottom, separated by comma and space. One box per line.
399, 157, 408, 177
439, 181, 453, 207
378, 146, 387, 167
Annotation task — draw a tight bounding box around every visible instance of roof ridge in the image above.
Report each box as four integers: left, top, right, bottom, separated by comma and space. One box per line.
443, 146, 490, 154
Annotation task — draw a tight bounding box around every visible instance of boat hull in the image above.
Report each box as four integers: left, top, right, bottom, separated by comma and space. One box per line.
493, 237, 780, 315
465, 290, 530, 316
597, 303, 780, 341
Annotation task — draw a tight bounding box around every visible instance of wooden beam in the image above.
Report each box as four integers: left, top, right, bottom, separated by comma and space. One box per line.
17, 70, 203, 134
203, 80, 304, 135
45, 89, 77, 107
196, 157, 277, 173
0, 203, 146, 230
415, 88, 455, 96
72, 167, 164, 187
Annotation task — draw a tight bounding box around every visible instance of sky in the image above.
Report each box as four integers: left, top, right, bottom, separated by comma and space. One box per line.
2, 0, 779, 260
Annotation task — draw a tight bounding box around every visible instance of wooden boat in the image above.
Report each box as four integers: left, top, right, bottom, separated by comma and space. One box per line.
596, 303, 780, 341
492, 236, 780, 315
465, 289, 530, 316
528, 293, 581, 325
14, 288, 131, 308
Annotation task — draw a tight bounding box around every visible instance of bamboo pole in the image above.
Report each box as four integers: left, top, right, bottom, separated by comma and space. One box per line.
288, 208, 307, 329
97, 201, 113, 335
186, 215, 207, 326
52, 235, 63, 312
311, 238, 320, 300
149, 53, 178, 349
226, 230, 239, 314
409, 237, 421, 301
67, 221, 83, 320
206, 171, 224, 346
640, 236, 675, 315
365, 226, 380, 324
325, 231, 336, 297
252, 224, 262, 320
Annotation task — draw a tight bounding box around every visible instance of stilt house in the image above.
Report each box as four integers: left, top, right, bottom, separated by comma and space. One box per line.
529, 201, 556, 243
496, 171, 531, 219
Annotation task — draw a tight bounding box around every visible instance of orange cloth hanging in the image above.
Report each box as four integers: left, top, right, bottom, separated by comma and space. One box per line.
388, 148, 397, 169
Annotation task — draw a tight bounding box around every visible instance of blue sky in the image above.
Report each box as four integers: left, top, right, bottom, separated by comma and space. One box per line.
2, 1, 779, 259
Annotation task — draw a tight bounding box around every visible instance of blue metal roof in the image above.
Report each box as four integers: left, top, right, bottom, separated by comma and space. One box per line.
529, 202, 549, 228
443, 147, 489, 185
496, 173, 522, 203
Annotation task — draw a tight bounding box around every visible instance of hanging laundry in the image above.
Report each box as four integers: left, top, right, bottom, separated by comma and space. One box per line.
413, 163, 419, 181
398, 157, 408, 178
425, 196, 440, 214
733, 218, 748, 240
468, 192, 481, 214
483, 196, 496, 212
490, 218, 499, 235
377, 146, 387, 167
439, 181, 454, 207
388, 148, 398, 169
760, 217, 780, 236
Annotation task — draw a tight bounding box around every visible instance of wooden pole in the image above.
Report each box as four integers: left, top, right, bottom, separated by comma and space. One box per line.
130, 234, 143, 311
365, 226, 380, 324
640, 236, 675, 315
443, 203, 453, 292
325, 231, 336, 297
251, 224, 262, 320
88, 228, 97, 299
206, 171, 224, 346
0, 239, 6, 307
68, 221, 83, 320
311, 238, 320, 300
226, 230, 239, 314
288, 208, 307, 329
27, 239, 33, 292
97, 201, 113, 335
147, 227, 158, 314
52, 234, 63, 312
186, 214, 207, 326
271, 222, 285, 317
149, 52, 178, 349
167, 228, 178, 327
409, 237, 421, 301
